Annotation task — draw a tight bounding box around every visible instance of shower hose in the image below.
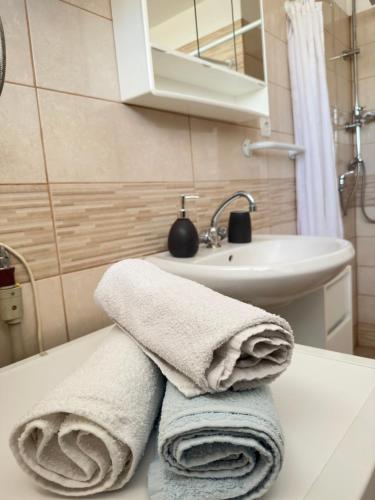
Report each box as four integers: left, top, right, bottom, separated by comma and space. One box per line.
0, 15, 5, 96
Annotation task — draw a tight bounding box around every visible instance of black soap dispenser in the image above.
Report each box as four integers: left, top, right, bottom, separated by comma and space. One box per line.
168, 194, 199, 258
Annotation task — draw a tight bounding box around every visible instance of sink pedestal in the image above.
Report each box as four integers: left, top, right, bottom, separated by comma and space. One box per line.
268, 266, 353, 354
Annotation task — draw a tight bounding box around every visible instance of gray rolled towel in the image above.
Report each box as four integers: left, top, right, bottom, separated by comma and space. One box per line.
95, 259, 294, 398
148, 382, 284, 499
9, 326, 165, 497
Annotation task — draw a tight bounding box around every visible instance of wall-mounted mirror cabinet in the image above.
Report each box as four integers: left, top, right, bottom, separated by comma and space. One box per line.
112, 0, 268, 123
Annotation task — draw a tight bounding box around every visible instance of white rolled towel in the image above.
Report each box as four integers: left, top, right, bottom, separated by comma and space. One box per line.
95, 259, 294, 398
9, 326, 165, 496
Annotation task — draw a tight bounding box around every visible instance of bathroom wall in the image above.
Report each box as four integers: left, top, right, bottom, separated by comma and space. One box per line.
355, 6, 375, 348
0, 0, 296, 366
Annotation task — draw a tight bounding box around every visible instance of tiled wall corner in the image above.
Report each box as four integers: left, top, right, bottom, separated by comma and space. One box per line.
355, 7, 375, 348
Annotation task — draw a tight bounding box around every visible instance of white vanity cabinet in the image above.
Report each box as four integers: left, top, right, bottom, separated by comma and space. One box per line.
111, 0, 269, 123
271, 266, 354, 354
1, 326, 374, 499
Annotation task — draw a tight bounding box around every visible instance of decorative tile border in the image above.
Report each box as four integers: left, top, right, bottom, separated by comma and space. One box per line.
267, 178, 296, 228
0, 185, 59, 280
51, 182, 195, 273
0, 179, 297, 278
195, 179, 271, 233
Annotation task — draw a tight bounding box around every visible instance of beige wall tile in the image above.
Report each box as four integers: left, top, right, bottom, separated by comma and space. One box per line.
357, 237, 375, 266
0, 321, 13, 367
358, 266, 375, 296
356, 207, 375, 236
362, 143, 375, 176
325, 30, 335, 74
358, 295, 375, 324
190, 119, 267, 182
266, 132, 296, 179
271, 220, 297, 235
265, 32, 290, 89
22, 276, 68, 356
334, 38, 352, 82
322, 0, 334, 34
334, 109, 353, 145
0, 0, 34, 85
354, 345, 375, 358
336, 75, 352, 113
333, 3, 350, 46
343, 207, 356, 239
268, 178, 296, 229
263, 0, 287, 42
0, 83, 45, 183
62, 265, 112, 340
51, 182, 194, 274
38, 90, 193, 182
360, 120, 375, 146
359, 77, 375, 111
268, 83, 294, 134
356, 9, 375, 47
356, 174, 375, 207
27, 0, 119, 99
336, 142, 354, 175
327, 69, 337, 109
357, 322, 375, 348
358, 42, 375, 80
0, 185, 59, 280
62, 0, 111, 18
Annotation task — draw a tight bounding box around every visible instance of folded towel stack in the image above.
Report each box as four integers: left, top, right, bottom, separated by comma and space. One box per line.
95, 259, 294, 397
10, 326, 165, 497
10, 258, 293, 499
95, 259, 293, 499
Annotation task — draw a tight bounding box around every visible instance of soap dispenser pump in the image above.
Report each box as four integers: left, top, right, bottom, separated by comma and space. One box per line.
168, 194, 199, 258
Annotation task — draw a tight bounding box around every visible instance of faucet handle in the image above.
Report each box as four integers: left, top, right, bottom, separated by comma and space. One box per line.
217, 226, 227, 240
199, 227, 222, 248
199, 230, 210, 245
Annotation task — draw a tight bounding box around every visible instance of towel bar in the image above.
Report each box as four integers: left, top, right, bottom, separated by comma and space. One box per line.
242, 139, 305, 160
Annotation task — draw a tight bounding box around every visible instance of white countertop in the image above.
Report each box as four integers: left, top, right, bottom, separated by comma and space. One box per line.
0, 327, 374, 500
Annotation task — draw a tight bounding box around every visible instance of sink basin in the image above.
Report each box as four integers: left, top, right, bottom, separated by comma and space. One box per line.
147, 235, 355, 306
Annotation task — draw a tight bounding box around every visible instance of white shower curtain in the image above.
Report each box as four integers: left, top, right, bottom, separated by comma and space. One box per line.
285, 0, 343, 238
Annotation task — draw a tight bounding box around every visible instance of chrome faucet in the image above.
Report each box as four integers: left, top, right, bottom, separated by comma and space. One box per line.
200, 191, 257, 248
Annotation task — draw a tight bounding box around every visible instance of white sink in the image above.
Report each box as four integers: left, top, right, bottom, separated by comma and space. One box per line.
147, 235, 355, 305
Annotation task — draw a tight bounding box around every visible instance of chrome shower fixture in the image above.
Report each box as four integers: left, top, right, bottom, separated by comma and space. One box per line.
360, 109, 375, 123
345, 108, 375, 131
329, 48, 360, 61
0, 15, 6, 96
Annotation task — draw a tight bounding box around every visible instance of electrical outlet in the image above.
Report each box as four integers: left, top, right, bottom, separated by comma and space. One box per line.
0, 284, 23, 323
260, 117, 272, 137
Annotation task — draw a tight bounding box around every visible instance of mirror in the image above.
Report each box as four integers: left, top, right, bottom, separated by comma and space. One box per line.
147, 0, 265, 82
